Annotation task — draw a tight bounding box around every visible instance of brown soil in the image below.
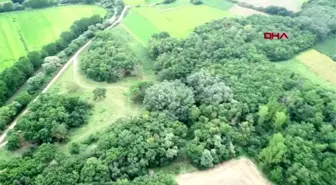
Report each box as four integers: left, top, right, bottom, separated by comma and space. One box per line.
175, 158, 272, 185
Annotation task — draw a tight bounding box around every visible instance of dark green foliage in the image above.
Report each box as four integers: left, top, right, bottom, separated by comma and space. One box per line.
129, 81, 153, 103
6, 131, 20, 151
163, 0, 176, 4
0, 101, 22, 133
143, 80, 195, 121
13, 94, 91, 145
264, 6, 294, 16
81, 32, 138, 82
22, 0, 54, 9
96, 112, 187, 180
190, 0, 202, 5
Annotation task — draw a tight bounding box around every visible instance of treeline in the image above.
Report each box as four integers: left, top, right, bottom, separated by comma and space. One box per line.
0, 15, 103, 134
80, 32, 138, 82
0, 0, 124, 13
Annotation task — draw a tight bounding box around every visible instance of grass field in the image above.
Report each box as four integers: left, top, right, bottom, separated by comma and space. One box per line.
0, 5, 106, 72
124, 0, 160, 5
203, 0, 234, 10
47, 27, 155, 151
123, 4, 233, 42
314, 35, 336, 59
275, 49, 336, 90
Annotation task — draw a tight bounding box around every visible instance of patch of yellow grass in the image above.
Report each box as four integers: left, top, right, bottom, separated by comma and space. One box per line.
297, 49, 336, 86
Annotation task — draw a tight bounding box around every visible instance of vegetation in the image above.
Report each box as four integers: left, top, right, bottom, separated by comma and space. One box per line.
0, 0, 335, 185
81, 32, 139, 82
7, 94, 91, 150
0, 5, 106, 71
314, 35, 336, 60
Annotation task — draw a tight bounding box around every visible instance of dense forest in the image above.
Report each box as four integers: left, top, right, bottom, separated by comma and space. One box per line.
6, 94, 91, 150
0, 0, 335, 185
80, 32, 138, 82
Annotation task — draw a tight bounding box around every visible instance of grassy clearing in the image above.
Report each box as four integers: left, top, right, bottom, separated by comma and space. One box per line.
314, 35, 336, 58
153, 160, 197, 175
274, 49, 336, 90
47, 26, 155, 152
0, 5, 106, 72
125, 4, 232, 40
203, 0, 234, 10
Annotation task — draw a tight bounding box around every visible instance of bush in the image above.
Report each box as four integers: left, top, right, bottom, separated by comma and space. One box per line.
129, 81, 153, 103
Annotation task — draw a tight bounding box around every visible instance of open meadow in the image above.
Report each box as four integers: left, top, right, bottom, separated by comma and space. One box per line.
0, 5, 106, 71
236, 0, 307, 12
47, 26, 155, 151
275, 49, 336, 90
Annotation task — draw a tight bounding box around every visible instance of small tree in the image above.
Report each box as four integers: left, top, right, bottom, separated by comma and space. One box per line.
93, 88, 106, 101
42, 56, 61, 74
27, 72, 45, 93
129, 81, 153, 103
191, 0, 203, 5
7, 131, 20, 151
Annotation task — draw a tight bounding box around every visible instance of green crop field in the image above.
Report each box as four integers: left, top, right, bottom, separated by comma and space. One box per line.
0, 5, 106, 72
275, 49, 336, 90
124, 4, 233, 41
314, 35, 336, 59
203, 0, 234, 10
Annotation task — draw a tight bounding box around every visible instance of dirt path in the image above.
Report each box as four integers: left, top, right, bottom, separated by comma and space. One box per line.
0, 6, 129, 148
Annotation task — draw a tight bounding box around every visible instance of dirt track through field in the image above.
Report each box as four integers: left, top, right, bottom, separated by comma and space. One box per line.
0, 6, 129, 148
176, 158, 272, 185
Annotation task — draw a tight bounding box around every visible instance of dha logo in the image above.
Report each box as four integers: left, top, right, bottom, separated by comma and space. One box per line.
264, 32, 289, 40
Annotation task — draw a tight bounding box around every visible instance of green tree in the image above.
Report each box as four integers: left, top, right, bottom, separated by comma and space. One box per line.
143, 80, 195, 121
200, 149, 214, 168
259, 133, 287, 168
93, 87, 107, 101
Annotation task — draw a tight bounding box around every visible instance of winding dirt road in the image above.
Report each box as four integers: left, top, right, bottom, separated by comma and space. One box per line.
0, 6, 129, 148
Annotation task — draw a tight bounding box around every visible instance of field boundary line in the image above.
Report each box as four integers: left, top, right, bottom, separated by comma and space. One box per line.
121, 24, 146, 46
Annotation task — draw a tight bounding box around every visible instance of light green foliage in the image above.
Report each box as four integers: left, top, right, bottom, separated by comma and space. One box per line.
200, 149, 214, 168
143, 80, 195, 121
259, 133, 287, 167
0, 5, 106, 71
273, 112, 287, 130
187, 71, 234, 105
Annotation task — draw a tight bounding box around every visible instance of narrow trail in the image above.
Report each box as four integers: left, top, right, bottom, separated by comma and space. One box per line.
0, 6, 129, 148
